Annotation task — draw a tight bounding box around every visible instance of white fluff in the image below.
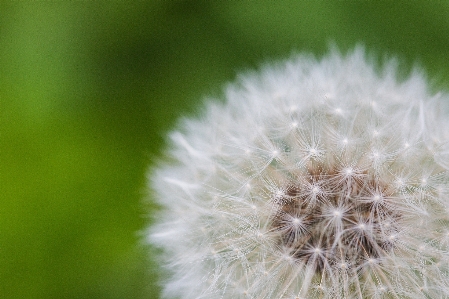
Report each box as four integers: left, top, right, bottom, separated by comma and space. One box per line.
148, 47, 449, 299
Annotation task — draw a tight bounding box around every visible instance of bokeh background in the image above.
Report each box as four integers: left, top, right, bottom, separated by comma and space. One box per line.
1, 1, 449, 298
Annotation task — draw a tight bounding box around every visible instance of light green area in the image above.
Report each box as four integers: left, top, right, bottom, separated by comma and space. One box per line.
1, 1, 449, 298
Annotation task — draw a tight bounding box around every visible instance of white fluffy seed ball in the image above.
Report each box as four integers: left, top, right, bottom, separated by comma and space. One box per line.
148, 47, 449, 299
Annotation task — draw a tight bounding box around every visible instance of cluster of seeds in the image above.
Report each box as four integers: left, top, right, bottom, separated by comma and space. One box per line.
269, 162, 401, 273
149, 49, 449, 299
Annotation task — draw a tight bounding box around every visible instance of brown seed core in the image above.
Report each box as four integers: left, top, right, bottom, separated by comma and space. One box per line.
270, 163, 401, 273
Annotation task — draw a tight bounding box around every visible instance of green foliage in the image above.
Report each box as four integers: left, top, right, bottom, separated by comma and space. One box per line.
1, 1, 448, 298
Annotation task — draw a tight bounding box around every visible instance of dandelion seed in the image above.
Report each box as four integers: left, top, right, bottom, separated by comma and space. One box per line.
148, 47, 449, 299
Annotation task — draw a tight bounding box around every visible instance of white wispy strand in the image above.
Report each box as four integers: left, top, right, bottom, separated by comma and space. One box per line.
148, 47, 449, 299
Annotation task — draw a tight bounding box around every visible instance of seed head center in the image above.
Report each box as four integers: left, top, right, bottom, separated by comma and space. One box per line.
270, 163, 401, 273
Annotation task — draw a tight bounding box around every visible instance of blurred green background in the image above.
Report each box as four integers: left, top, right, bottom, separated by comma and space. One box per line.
1, 1, 449, 298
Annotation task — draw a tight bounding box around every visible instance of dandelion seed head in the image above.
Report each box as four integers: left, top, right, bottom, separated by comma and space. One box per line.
148, 47, 449, 299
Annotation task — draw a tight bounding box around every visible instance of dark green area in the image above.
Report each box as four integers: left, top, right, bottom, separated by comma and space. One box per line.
1, 1, 448, 298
